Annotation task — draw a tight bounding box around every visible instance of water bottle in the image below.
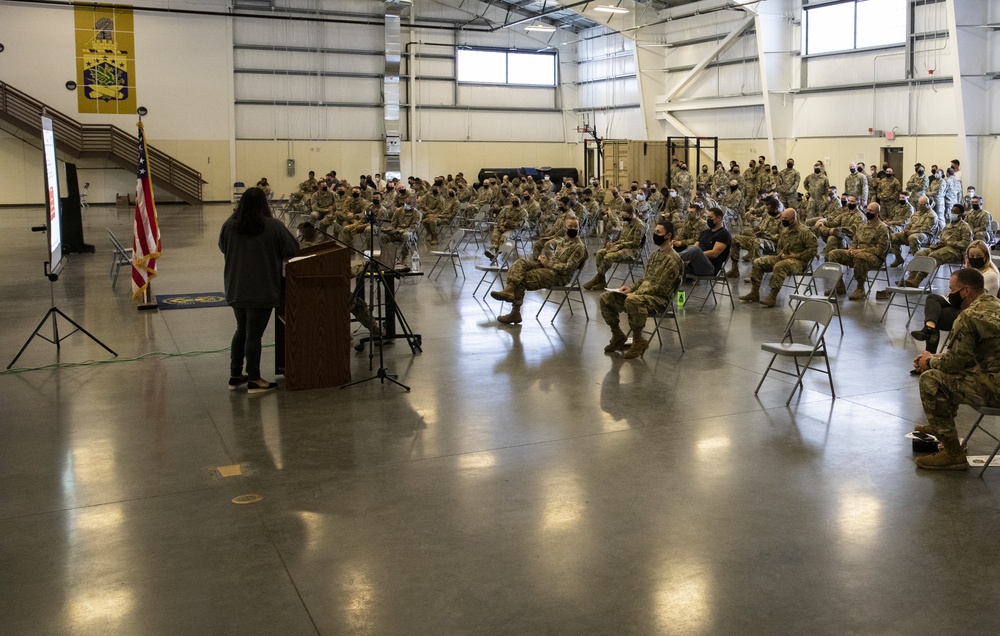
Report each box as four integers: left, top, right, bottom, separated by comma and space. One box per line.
410, 250, 421, 273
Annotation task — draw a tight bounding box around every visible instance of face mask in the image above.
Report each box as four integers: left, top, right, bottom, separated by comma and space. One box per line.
708, 217, 719, 227
969, 257, 987, 269
972, 204, 981, 211
652, 234, 667, 246
730, 186, 739, 192
899, 199, 906, 204
848, 203, 857, 210
918, 170, 925, 176
733, 170, 740, 175
787, 162, 793, 168
850, 167, 857, 173
404, 204, 412, 210
337, 191, 346, 196
948, 290, 964, 309
950, 213, 960, 222
513, 201, 520, 207
886, 173, 894, 178
772, 170, 778, 175
631, 186, 638, 191
865, 212, 876, 220
781, 219, 792, 228
669, 191, 677, 198
622, 213, 632, 221
624, 198, 632, 203
566, 229, 579, 238
352, 192, 360, 198
814, 168, 821, 174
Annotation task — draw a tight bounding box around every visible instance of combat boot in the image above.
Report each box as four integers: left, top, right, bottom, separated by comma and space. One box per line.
583, 273, 607, 290
491, 288, 515, 303
760, 290, 778, 308
888, 251, 903, 267
913, 424, 934, 435
604, 327, 628, 354
848, 283, 866, 301
915, 436, 969, 471
739, 289, 760, 303
623, 337, 649, 359
726, 264, 740, 278
835, 280, 847, 295
902, 272, 927, 288
497, 305, 522, 324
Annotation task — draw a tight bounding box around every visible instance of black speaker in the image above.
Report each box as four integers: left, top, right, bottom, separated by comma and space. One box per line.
60, 163, 94, 253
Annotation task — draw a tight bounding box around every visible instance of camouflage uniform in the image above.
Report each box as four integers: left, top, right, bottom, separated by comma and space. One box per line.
503, 236, 587, 304
696, 169, 712, 193
339, 201, 383, 246
928, 178, 944, 219
815, 208, 864, 256
803, 171, 829, 218
674, 169, 694, 201
914, 220, 973, 266
594, 216, 646, 275
942, 175, 962, 211
906, 172, 929, 200
778, 167, 800, 207
674, 214, 708, 249
730, 211, 782, 269
747, 223, 818, 298
844, 172, 868, 206
919, 293, 1000, 443
884, 201, 914, 233
826, 218, 889, 290
661, 194, 687, 222
422, 196, 460, 244
381, 206, 420, 263
965, 208, 995, 244
310, 189, 335, 222
889, 205, 938, 261
600, 247, 682, 336
712, 168, 730, 200
490, 204, 527, 252
721, 189, 745, 221
875, 176, 902, 204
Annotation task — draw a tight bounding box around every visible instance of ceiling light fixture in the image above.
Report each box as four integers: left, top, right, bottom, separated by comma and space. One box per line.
525, 24, 557, 32
593, 5, 629, 14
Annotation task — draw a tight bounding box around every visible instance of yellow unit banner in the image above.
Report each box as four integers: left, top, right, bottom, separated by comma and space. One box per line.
75, 5, 137, 114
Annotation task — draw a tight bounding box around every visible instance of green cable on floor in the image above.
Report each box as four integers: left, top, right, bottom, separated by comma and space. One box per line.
0, 343, 275, 375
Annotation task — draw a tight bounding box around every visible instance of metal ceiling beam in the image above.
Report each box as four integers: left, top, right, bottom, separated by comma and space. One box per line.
493, 0, 595, 30
659, 13, 755, 103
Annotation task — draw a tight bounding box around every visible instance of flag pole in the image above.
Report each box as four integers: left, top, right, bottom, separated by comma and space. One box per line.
134, 113, 160, 311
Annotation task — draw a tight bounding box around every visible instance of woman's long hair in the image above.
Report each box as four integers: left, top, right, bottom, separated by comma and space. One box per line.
231, 187, 272, 235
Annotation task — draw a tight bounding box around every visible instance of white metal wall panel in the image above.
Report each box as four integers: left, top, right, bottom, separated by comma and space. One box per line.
416, 111, 563, 142
234, 49, 384, 75
675, 106, 766, 140
412, 80, 456, 107
791, 85, 957, 138
456, 85, 555, 110
409, 57, 455, 78
236, 104, 382, 140
235, 74, 382, 104
593, 108, 646, 140
579, 78, 639, 109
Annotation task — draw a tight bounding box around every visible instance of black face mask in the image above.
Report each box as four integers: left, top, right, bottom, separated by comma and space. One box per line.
865, 212, 877, 220
566, 229, 579, 238
850, 167, 857, 173
513, 201, 520, 207
787, 162, 793, 168
969, 257, 987, 269
917, 170, 925, 176
352, 192, 360, 198
781, 219, 792, 228
972, 204, 981, 211
768, 209, 779, 217
730, 186, 739, 192
886, 173, 894, 178
848, 203, 857, 210
948, 289, 964, 309
652, 234, 667, 246
899, 200, 907, 205
814, 168, 821, 174
337, 191, 346, 196
733, 170, 740, 175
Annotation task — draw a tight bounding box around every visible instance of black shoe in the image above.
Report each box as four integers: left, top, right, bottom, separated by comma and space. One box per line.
484, 250, 496, 262
248, 380, 278, 394
910, 327, 931, 341
228, 375, 248, 391
926, 332, 940, 353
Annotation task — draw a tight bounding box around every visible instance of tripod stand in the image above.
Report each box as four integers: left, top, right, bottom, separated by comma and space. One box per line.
8, 269, 118, 369
316, 216, 417, 392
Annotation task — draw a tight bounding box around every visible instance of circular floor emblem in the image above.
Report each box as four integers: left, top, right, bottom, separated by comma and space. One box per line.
231, 494, 263, 505
164, 295, 225, 305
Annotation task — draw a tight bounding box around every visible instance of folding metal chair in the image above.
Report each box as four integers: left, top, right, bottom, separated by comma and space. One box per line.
427, 229, 466, 281
686, 267, 735, 310
607, 234, 648, 287
107, 229, 133, 291
473, 241, 516, 299
789, 262, 844, 333
879, 256, 938, 326
754, 298, 836, 406
634, 277, 685, 352
536, 258, 590, 322
864, 254, 892, 298
964, 406, 1000, 478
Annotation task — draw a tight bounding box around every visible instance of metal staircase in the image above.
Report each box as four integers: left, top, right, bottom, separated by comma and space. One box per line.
0, 81, 204, 204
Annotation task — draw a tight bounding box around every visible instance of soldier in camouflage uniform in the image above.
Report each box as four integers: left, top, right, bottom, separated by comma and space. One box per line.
778, 159, 800, 208
661, 188, 687, 222
712, 162, 729, 201
907, 164, 929, 200
888, 195, 938, 267
802, 162, 829, 220
672, 203, 708, 250
421, 189, 460, 246
309, 184, 336, 223
812, 196, 864, 257
941, 168, 962, 213
826, 202, 890, 300
884, 191, 914, 234
380, 195, 420, 267
583, 207, 646, 290
339, 193, 385, 247
843, 163, 868, 207
673, 164, 695, 201
491, 218, 587, 325
911, 268, 1000, 470
696, 166, 712, 194
903, 204, 974, 287
876, 169, 902, 205
727, 197, 783, 277
739, 209, 818, 307
600, 221, 682, 359
486, 197, 527, 258
721, 180, 745, 223
965, 197, 994, 244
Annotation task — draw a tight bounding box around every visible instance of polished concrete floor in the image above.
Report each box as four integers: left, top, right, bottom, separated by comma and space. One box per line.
2, 203, 999, 635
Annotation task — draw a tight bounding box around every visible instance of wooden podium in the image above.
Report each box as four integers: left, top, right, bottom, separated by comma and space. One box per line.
276, 242, 352, 390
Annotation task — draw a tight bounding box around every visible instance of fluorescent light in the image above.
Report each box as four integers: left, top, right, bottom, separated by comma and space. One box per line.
593, 5, 629, 14
525, 24, 557, 32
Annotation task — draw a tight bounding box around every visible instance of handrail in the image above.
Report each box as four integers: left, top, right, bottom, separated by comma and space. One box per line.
0, 81, 203, 203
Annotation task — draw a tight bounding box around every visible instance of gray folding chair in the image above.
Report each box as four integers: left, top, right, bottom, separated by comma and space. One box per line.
641, 277, 685, 352
107, 229, 133, 291
879, 256, 938, 326
789, 262, 844, 333
536, 258, 590, 322
863, 254, 892, 298
607, 234, 648, 287
754, 298, 836, 406
427, 229, 466, 281
964, 406, 1000, 478
686, 266, 735, 310
473, 241, 516, 299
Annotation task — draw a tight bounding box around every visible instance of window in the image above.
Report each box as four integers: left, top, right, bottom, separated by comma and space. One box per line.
456, 48, 556, 86
803, 0, 906, 56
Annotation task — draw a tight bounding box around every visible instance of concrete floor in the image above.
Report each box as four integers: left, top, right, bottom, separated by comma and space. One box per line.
2, 203, 999, 635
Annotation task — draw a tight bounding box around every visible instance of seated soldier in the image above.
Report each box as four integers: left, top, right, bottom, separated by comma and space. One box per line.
965, 196, 994, 244
902, 204, 973, 288
826, 202, 890, 300
884, 191, 914, 234
812, 195, 863, 257
532, 201, 572, 259
600, 221, 682, 359
911, 268, 1000, 470
738, 208, 818, 307
421, 189, 459, 246
727, 196, 782, 277
485, 196, 527, 262
380, 195, 420, 268
339, 193, 384, 248
583, 204, 646, 290
672, 203, 707, 253
490, 217, 587, 325
888, 195, 938, 267
678, 207, 731, 277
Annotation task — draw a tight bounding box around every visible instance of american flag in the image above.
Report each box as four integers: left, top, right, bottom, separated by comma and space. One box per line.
131, 121, 161, 299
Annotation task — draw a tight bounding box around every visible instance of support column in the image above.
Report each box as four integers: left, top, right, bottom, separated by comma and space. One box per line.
945, 0, 989, 187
